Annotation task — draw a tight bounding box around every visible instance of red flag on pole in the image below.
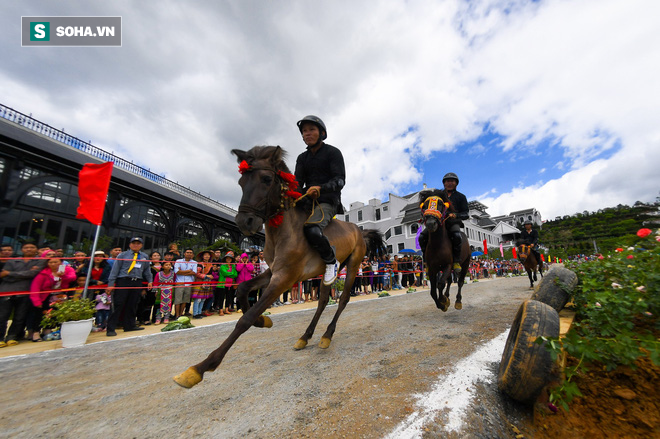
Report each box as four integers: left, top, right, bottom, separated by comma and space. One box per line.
541, 254, 545, 262
499, 242, 504, 258
512, 247, 517, 259
76, 162, 113, 225
483, 239, 488, 256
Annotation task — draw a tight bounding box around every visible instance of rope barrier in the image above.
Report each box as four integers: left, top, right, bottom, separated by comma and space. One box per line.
0, 269, 426, 297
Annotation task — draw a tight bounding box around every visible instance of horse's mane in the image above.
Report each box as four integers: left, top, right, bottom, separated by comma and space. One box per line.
244, 145, 292, 174
418, 189, 448, 204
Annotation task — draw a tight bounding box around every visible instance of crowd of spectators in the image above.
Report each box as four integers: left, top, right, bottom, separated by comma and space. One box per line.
0, 239, 534, 348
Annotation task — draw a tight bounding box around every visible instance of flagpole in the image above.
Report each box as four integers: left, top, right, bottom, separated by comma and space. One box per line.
83, 224, 102, 299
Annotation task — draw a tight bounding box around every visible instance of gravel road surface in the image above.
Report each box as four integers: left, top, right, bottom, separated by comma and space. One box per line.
0, 276, 535, 439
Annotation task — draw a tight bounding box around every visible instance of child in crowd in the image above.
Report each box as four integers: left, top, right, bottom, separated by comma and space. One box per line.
235, 253, 254, 310
94, 289, 112, 331
192, 250, 215, 319
72, 274, 87, 300
248, 253, 260, 308
154, 261, 175, 324
290, 281, 300, 304
217, 251, 238, 316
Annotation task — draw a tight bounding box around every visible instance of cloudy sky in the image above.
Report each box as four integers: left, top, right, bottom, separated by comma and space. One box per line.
2, 0, 659, 220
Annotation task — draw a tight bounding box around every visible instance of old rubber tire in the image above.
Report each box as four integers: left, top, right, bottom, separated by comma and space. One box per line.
498, 300, 560, 404
531, 266, 578, 313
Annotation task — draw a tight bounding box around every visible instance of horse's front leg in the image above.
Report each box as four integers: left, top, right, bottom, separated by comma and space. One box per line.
236, 269, 273, 327
295, 281, 332, 350
437, 265, 452, 312
454, 263, 468, 310
527, 268, 534, 289
173, 273, 290, 389
428, 268, 441, 308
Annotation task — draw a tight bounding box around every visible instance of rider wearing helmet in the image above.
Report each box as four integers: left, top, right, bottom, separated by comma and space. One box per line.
294, 115, 346, 285
440, 173, 470, 270
520, 220, 542, 263
418, 172, 469, 270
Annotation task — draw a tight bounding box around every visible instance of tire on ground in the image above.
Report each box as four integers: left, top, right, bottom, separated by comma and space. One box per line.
531, 266, 578, 313
497, 299, 560, 404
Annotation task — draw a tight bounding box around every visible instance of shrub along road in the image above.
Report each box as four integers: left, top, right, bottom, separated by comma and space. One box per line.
0, 276, 536, 438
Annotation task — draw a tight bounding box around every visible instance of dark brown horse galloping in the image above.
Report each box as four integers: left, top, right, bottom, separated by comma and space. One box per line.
420, 190, 470, 312
517, 243, 544, 289
173, 146, 385, 388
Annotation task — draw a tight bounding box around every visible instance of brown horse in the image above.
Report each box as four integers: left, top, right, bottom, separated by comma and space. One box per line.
173, 146, 385, 388
517, 243, 544, 288
420, 190, 470, 311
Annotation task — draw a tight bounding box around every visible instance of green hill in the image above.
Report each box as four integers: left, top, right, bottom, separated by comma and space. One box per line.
538, 200, 659, 258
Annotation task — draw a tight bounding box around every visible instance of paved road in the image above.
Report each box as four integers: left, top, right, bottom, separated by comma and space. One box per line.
0, 276, 535, 439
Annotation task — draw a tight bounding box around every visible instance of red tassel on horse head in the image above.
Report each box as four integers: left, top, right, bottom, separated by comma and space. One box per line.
238, 160, 251, 174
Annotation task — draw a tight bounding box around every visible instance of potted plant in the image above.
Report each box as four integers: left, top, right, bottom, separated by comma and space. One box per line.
42, 299, 96, 348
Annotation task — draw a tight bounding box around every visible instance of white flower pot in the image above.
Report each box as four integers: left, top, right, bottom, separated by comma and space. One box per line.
60, 318, 94, 348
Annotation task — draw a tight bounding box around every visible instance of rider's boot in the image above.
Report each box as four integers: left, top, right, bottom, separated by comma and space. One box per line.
304, 225, 339, 285
450, 231, 462, 270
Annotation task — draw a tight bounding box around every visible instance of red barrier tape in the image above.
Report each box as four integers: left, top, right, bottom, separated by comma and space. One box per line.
0, 270, 425, 297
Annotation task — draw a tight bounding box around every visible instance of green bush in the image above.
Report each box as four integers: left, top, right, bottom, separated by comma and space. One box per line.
42, 299, 95, 327
538, 228, 660, 411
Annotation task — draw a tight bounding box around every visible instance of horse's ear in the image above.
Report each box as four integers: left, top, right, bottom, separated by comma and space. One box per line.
231, 149, 248, 163
269, 146, 284, 167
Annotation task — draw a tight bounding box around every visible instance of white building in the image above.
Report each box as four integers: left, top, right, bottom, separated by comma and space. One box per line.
492, 207, 543, 228
343, 187, 539, 255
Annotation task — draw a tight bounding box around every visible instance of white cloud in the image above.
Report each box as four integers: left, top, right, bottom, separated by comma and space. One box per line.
1, 0, 658, 221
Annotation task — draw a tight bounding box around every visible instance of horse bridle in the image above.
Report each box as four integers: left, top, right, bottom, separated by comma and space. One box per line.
237, 166, 289, 222
422, 196, 450, 225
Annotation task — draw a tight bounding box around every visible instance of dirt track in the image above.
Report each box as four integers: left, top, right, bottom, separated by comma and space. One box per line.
0, 276, 535, 439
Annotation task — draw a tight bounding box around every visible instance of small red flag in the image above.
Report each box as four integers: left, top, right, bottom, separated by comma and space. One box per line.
512, 247, 517, 259
76, 162, 113, 225
540, 254, 545, 262
483, 239, 488, 256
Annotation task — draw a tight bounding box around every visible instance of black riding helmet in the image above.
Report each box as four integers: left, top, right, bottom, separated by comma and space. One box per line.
442, 172, 459, 185
297, 115, 327, 141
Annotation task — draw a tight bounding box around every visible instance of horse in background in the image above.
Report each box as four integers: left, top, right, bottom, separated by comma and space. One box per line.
174, 145, 386, 388
420, 190, 470, 312
517, 242, 544, 288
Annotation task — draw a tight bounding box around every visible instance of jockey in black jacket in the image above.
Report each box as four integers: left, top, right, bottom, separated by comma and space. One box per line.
520, 220, 542, 264
419, 172, 470, 270
294, 115, 346, 285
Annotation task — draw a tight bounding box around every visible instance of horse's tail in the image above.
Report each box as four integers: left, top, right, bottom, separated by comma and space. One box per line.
362, 229, 387, 260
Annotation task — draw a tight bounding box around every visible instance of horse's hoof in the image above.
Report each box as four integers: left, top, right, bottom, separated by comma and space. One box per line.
261, 315, 273, 328
455, 302, 462, 310
294, 339, 308, 350
173, 367, 203, 388
318, 337, 332, 349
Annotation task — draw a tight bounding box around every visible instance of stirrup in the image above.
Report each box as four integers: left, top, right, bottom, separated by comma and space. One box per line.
452, 262, 461, 270
323, 261, 339, 285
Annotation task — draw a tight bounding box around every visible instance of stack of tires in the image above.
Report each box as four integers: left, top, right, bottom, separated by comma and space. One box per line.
497, 266, 578, 403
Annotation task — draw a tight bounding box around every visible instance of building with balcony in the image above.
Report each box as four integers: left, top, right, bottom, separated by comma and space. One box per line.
343, 185, 539, 255
0, 104, 263, 255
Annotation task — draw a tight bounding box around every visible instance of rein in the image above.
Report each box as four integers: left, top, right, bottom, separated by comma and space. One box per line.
237, 160, 302, 227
